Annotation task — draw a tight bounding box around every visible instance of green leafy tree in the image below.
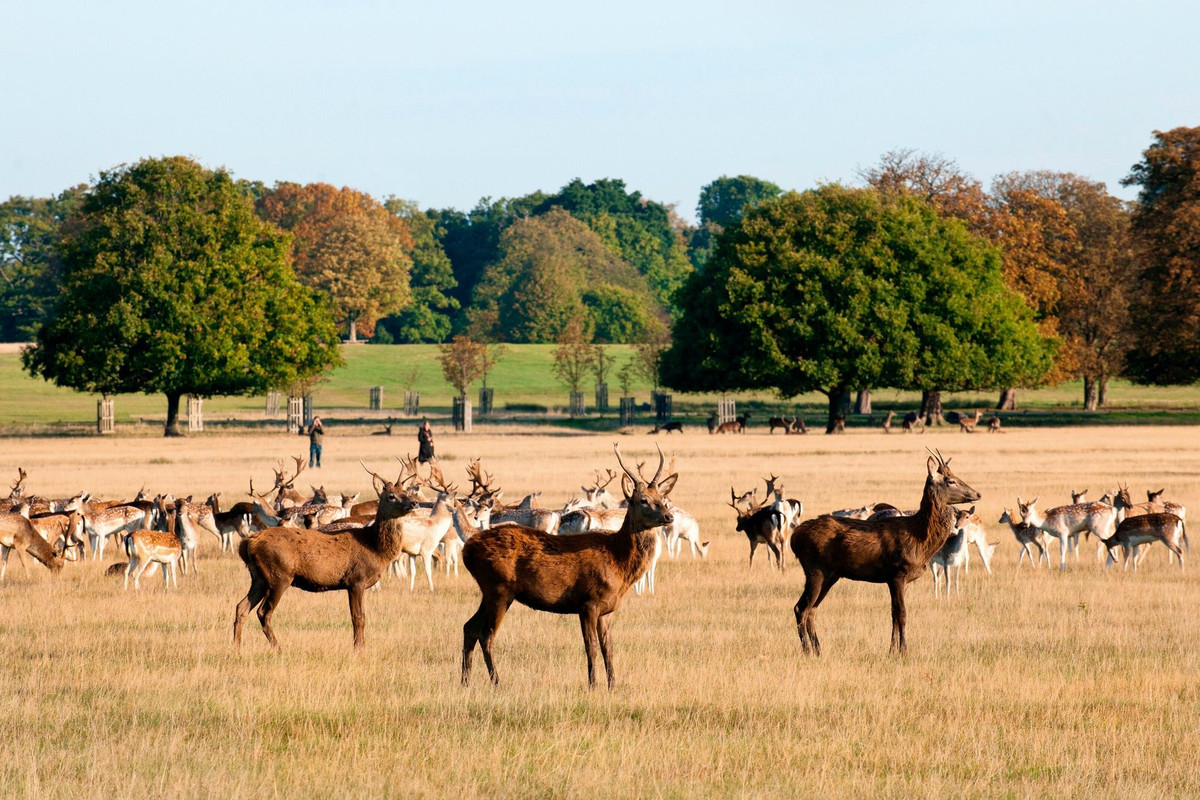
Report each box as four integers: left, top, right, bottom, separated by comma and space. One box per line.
662, 185, 1054, 431
22, 156, 341, 436
582, 285, 653, 343
690, 175, 783, 268
381, 198, 459, 342
1123, 126, 1200, 384
0, 187, 86, 341
552, 318, 595, 397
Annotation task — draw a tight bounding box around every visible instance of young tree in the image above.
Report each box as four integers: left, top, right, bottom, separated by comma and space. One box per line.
22, 156, 341, 436
661, 185, 1054, 432
1123, 126, 1200, 384
257, 183, 413, 342
633, 319, 671, 392
438, 335, 488, 401
551, 318, 595, 397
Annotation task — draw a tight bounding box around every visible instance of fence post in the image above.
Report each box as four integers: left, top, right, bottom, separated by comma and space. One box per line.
369, 386, 383, 411
302, 395, 314, 427
718, 398, 736, 424
404, 391, 420, 416
187, 395, 203, 432
453, 396, 473, 432
654, 392, 672, 423
620, 397, 635, 427
97, 395, 115, 434
287, 396, 303, 434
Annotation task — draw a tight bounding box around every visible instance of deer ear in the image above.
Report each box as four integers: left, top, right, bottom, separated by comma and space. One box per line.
927, 456, 938, 478
657, 474, 678, 497
968, 505, 976, 514
621, 473, 636, 499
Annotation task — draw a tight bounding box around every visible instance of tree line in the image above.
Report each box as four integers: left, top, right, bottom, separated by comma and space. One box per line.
2, 128, 1198, 433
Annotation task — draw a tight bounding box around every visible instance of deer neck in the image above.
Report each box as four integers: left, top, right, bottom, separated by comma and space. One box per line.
913, 478, 956, 559
612, 508, 663, 585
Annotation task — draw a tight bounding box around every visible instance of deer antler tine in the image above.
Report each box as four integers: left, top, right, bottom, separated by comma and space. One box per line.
613, 443, 637, 482
651, 442, 666, 484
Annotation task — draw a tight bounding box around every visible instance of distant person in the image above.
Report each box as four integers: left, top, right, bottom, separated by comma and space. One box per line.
306, 417, 324, 468
417, 419, 435, 463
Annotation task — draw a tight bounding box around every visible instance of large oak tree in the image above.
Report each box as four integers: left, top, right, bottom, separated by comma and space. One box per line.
23, 156, 341, 436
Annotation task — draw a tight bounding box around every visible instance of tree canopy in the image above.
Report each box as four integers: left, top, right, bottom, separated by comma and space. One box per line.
1123, 126, 1200, 384
380, 198, 459, 343
23, 156, 341, 435
690, 175, 783, 268
0, 187, 86, 341
256, 183, 413, 341
661, 185, 1055, 430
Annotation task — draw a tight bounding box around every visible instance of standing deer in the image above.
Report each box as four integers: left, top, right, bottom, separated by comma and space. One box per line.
233, 462, 419, 650
958, 410, 983, 433
1104, 513, 1187, 571
790, 449, 980, 655
902, 411, 922, 433
461, 443, 677, 689
998, 508, 1048, 568
1017, 496, 1119, 571
881, 410, 895, 433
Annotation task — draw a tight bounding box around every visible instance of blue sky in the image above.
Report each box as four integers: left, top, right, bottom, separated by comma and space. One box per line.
3, 1, 1195, 220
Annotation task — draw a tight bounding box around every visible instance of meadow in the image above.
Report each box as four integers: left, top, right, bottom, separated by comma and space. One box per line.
1, 426, 1198, 799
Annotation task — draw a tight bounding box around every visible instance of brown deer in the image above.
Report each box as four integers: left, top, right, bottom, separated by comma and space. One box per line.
881, 410, 895, 433
1104, 513, 1188, 571
460, 443, 677, 689
233, 461, 419, 650
987, 416, 1002, 433
1, 500, 65, 580
784, 417, 808, 434
958, 409, 983, 433
790, 449, 980, 655
902, 411, 922, 433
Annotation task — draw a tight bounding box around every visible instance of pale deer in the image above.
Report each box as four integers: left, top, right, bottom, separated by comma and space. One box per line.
1017, 496, 1119, 571
82, 503, 149, 561
790, 449, 980, 655
953, 506, 996, 574
461, 443, 677, 689
929, 526, 968, 598
998, 508, 1048, 568
663, 505, 708, 559
1104, 513, 1187, 571
831, 503, 877, 520
233, 462, 420, 650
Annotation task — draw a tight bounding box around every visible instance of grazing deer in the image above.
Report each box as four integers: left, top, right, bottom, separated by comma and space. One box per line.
1017, 496, 1119, 571
649, 421, 684, 434
26, 510, 86, 562
233, 462, 420, 650
998, 508, 1048, 568
663, 505, 708, 559
768, 417, 789, 434
790, 449, 980, 655
987, 416, 1002, 433
0, 501, 66, 580
1104, 513, 1187, 571
881, 410, 895, 433
461, 443, 677, 689
958, 410, 983, 433
785, 417, 808, 434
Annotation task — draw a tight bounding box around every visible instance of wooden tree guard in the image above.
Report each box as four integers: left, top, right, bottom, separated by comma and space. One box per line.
187, 395, 203, 432
718, 397, 737, 424
266, 391, 281, 416
369, 386, 383, 410
569, 392, 585, 417
595, 383, 609, 413
478, 387, 494, 415
302, 395, 314, 427
97, 396, 115, 434
619, 397, 635, 427
654, 392, 672, 422
404, 391, 420, 416
287, 396, 304, 434
453, 396, 473, 432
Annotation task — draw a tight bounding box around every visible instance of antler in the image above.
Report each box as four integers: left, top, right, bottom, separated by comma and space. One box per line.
395, 455, 420, 488
614, 443, 638, 483
428, 464, 458, 496
592, 468, 617, 491
10, 467, 27, 497
650, 442, 666, 484
360, 460, 390, 492
249, 477, 271, 499
466, 458, 498, 499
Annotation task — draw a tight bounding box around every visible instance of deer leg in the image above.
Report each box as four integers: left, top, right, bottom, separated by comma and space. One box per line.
579, 607, 602, 689
13, 544, 30, 579
765, 538, 782, 571
806, 575, 838, 655
597, 613, 617, 689
348, 585, 367, 650
748, 539, 758, 569
424, 552, 435, 592
887, 579, 908, 655
123, 555, 138, 590
234, 571, 269, 646
257, 582, 288, 649
463, 592, 511, 687
0, 544, 10, 581
794, 569, 824, 655
1056, 534, 1069, 571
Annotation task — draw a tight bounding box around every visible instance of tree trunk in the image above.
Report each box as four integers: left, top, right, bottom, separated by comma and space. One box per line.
921, 389, 943, 426
1083, 377, 1098, 411
1098, 376, 1110, 408
854, 388, 872, 415
996, 388, 1017, 410
348, 315, 359, 343
164, 390, 184, 437
825, 386, 850, 433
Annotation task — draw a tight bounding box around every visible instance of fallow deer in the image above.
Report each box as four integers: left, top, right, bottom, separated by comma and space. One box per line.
82, 503, 149, 561
206, 493, 255, 551
790, 449, 980, 655
998, 508, 1048, 568
460, 443, 677, 689
1017, 496, 1119, 571
881, 410, 895, 433
1071, 489, 1089, 504
1104, 513, 1187, 571
831, 503, 877, 520
1, 500, 65, 579
663, 505, 708, 559
124, 503, 183, 590
1146, 489, 1186, 521
902, 411, 922, 433
233, 461, 420, 650
958, 410, 983, 433
649, 421, 684, 434
987, 416, 1002, 433
929, 526, 968, 598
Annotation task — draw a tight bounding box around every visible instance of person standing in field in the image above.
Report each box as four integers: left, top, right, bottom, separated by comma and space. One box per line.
306, 417, 324, 468
417, 419, 435, 463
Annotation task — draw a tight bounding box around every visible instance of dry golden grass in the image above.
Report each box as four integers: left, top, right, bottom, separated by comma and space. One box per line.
1, 426, 1198, 799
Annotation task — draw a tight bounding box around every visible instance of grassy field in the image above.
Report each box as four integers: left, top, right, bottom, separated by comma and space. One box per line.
1, 426, 1197, 798
3, 343, 1200, 431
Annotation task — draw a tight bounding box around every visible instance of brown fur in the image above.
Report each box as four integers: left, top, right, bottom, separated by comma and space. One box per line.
789, 452, 980, 655
0, 507, 65, 579
233, 466, 418, 650
461, 444, 677, 689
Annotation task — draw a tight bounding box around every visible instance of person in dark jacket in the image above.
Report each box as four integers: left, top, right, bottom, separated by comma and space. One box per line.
307, 417, 324, 468
417, 419, 435, 463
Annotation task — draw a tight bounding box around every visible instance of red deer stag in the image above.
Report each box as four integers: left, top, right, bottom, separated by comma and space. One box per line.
461, 443, 677, 689
233, 462, 418, 650
790, 449, 980, 655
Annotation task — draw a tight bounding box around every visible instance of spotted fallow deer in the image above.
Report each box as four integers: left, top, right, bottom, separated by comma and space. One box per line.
1104, 513, 1188, 571
998, 508, 1048, 568
790, 449, 980, 655
1017, 496, 1119, 571
461, 443, 677, 689
1, 500, 66, 580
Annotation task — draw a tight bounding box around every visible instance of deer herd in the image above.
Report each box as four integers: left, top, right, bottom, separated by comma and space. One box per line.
0, 444, 1190, 687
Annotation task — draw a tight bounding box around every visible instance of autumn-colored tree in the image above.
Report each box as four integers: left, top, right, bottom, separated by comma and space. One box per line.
381, 198, 459, 342
551, 318, 595, 396
257, 183, 413, 342
1123, 127, 1200, 385
438, 335, 488, 401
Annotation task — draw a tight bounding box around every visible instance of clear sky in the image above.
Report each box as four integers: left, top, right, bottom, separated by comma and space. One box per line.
3, 1, 1196, 221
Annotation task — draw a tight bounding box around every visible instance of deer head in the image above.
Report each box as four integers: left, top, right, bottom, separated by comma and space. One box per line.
1071, 488, 1088, 504
466, 459, 498, 500
763, 474, 782, 501
9, 467, 27, 499
360, 461, 419, 518
1147, 488, 1165, 503
925, 449, 981, 505
613, 443, 676, 530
